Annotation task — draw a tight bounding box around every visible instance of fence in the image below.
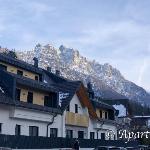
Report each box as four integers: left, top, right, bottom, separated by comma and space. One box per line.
0, 134, 139, 149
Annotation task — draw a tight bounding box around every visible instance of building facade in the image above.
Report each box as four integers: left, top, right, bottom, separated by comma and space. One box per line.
0, 53, 117, 139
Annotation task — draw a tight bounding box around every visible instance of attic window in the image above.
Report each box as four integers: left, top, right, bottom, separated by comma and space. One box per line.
17, 70, 23, 76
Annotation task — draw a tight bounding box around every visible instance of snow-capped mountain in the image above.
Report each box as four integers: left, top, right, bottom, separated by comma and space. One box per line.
13, 44, 150, 104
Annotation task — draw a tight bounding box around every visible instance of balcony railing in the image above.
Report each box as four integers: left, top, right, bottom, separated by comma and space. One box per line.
65, 112, 89, 127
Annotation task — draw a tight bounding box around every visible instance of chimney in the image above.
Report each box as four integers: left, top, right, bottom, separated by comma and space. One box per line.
56, 70, 60, 76
47, 67, 51, 72
33, 57, 38, 67
87, 82, 95, 99
87, 82, 92, 90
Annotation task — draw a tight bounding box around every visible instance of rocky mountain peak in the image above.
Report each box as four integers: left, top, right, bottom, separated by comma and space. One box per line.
14, 44, 150, 104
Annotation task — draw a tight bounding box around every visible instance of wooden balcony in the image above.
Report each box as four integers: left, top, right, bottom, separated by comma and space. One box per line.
65, 112, 89, 127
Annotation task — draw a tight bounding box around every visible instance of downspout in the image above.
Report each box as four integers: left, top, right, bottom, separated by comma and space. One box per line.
46, 113, 57, 137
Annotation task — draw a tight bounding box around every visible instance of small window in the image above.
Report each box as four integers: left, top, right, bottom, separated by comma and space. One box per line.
15, 124, 21, 135
99, 110, 102, 118
29, 126, 38, 136
50, 128, 58, 138
44, 96, 50, 107
16, 88, 21, 101
101, 133, 105, 140
90, 132, 95, 139
66, 130, 73, 138
66, 105, 70, 111
17, 70, 23, 76
78, 131, 84, 139
35, 75, 39, 81
105, 112, 108, 119
0, 123, 2, 134
27, 92, 33, 103
0, 64, 7, 71
75, 104, 78, 113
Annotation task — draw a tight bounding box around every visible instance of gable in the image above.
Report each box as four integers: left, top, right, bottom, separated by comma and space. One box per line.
76, 83, 97, 119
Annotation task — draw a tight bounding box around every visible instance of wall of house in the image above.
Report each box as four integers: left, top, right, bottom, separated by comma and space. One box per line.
69, 94, 88, 115
65, 94, 89, 138
88, 117, 117, 140
0, 62, 39, 80
0, 104, 64, 137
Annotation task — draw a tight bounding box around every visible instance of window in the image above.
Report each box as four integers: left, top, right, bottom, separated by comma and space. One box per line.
50, 128, 58, 138
44, 93, 57, 108
75, 104, 78, 113
29, 126, 39, 136
0, 64, 7, 71
16, 88, 21, 101
66, 130, 73, 138
105, 112, 108, 119
44, 96, 51, 107
66, 105, 70, 111
27, 92, 33, 103
99, 110, 102, 118
35, 75, 39, 81
90, 132, 95, 139
15, 124, 21, 135
78, 131, 84, 139
17, 70, 23, 76
101, 133, 105, 140
0, 123, 2, 134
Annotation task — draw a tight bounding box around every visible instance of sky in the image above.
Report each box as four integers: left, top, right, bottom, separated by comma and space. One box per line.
0, 0, 150, 91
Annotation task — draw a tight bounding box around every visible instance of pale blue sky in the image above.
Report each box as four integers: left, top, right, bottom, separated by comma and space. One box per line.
0, 0, 150, 91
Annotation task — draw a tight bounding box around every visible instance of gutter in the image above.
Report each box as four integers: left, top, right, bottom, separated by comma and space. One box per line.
46, 113, 57, 137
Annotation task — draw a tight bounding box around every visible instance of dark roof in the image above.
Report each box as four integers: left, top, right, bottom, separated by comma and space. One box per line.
13, 73, 59, 93
44, 70, 82, 111
0, 53, 43, 74
91, 99, 115, 111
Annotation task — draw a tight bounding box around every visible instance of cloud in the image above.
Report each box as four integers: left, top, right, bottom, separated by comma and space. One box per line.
0, 0, 150, 90
138, 59, 148, 86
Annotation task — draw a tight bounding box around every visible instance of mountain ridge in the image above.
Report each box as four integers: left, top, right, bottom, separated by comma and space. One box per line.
1, 44, 150, 104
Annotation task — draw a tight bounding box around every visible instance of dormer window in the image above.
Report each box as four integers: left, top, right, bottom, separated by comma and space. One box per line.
17, 70, 23, 76
35, 75, 39, 81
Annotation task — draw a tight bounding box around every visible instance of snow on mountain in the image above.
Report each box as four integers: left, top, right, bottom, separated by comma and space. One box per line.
11, 44, 150, 104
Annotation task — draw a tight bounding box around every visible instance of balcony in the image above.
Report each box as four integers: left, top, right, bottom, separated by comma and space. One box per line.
93, 119, 116, 129
65, 112, 89, 127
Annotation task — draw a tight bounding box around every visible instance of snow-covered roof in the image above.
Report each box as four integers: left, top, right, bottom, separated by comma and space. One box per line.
113, 104, 127, 117
133, 116, 150, 118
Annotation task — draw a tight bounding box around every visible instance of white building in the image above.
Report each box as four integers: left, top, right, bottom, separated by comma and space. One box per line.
0, 53, 117, 140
